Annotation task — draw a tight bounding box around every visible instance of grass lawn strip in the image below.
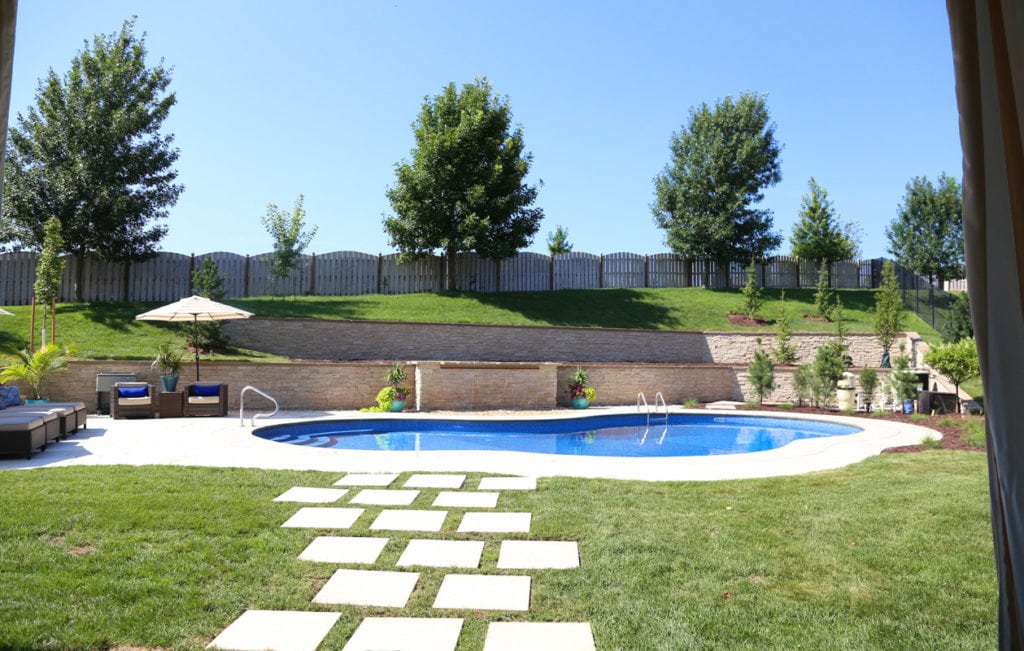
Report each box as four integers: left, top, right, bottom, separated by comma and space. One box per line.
0, 457, 995, 649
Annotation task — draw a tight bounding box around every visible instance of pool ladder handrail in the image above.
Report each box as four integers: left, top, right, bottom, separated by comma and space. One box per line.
636, 392, 669, 445
240, 385, 279, 427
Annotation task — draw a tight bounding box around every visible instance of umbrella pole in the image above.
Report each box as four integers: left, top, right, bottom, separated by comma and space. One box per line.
194, 315, 201, 382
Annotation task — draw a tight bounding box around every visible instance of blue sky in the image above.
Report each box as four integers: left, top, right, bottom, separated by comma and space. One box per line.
7, 1, 960, 260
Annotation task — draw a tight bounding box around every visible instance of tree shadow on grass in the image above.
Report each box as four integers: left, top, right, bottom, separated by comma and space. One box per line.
229, 297, 382, 320
469, 288, 674, 329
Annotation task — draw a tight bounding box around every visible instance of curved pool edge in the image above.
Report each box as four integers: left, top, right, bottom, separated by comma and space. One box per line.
235, 407, 942, 481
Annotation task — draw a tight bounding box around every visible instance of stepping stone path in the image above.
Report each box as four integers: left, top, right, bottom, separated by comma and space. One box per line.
208, 472, 596, 651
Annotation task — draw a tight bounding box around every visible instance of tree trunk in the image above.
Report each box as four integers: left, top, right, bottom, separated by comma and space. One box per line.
74, 250, 86, 302
446, 248, 457, 291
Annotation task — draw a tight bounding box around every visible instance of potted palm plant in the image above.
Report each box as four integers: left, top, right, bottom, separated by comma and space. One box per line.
0, 344, 71, 402
152, 342, 184, 392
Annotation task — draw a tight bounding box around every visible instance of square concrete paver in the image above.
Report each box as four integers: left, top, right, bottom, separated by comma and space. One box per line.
334, 473, 400, 487
341, 617, 464, 651
432, 491, 499, 508
371, 509, 448, 532
433, 574, 530, 611
312, 568, 420, 607
403, 474, 466, 489
497, 540, 580, 569
351, 488, 420, 506
478, 476, 536, 490
483, 622, 596, 651
398, 539, 484, 568
281, 507, 364, 529
298, 536, 389, 564
207, 609, 340, 651
273, 487, 349, 503
457, 512, 531, 533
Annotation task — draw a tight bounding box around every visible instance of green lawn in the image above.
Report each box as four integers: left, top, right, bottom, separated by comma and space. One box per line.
0, 288, 939, 360
0, 455, 995, 650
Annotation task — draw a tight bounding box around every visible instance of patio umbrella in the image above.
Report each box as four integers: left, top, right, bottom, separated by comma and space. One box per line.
0, 308, 12, 316
135, 295, 253, 381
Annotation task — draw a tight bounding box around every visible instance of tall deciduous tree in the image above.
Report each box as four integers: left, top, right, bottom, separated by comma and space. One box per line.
2, 18, 182, 300
790, 177, 859, 301
885, 173, 964, 285
652, 92, 782, 285
384, 78, 543, 290
261, 194, 317, 298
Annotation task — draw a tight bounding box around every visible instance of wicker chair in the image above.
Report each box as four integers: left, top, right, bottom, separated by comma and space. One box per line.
185, 382, 228, 417
111, 382, 156, 419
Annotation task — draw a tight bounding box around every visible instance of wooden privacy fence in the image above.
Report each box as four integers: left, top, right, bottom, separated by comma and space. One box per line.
0, 250, 888, 305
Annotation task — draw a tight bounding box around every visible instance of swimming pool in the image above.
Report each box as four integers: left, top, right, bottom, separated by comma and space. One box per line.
254, 413, 862, 458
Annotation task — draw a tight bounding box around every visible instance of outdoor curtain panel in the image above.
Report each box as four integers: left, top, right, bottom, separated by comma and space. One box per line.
948, 0, 1024, 647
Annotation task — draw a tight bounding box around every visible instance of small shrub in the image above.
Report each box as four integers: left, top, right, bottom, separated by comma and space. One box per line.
910, 413, 929, 422
793, 364, 815, 407
812, 341, 845, 407
746, 339, 776, 405
771, 290, 799, 364
683, 398, 700, 408
814, 268, 836, 320
858, 368, 879, 412
964, 419, 986, 448
922, 435, 943, 449
740, 260, 765, 319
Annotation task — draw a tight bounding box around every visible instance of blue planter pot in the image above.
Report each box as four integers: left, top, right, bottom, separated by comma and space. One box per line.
389, 398, 407, 412
24, 398, 49, 404
161, 375, 179, 392
571, 397, 590, 409
903, 398, 914, 414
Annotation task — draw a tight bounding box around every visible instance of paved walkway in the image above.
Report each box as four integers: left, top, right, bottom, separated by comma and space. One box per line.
209, 471, 595, 651
0, 407, 941, 481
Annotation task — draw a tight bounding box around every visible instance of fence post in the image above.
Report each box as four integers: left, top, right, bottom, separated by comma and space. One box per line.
309, 253, 316, 296
598, 254, 604, 289
795, 257, 801, 288
644, 255, 649, 288
549, 255, 554, 291
244, 255, 250, 297
683, 258, 692, 288
377, 254, 383, 294
495, 258, 501, 293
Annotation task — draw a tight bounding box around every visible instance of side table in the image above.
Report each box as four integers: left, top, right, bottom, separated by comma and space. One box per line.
159, 391, 185, 418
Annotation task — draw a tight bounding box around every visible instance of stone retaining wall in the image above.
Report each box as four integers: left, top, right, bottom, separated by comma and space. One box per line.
40, 359, 903, 413
224, 318, 902, 367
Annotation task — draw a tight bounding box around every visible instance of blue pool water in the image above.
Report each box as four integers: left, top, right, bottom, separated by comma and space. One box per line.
254, 413, 861, 458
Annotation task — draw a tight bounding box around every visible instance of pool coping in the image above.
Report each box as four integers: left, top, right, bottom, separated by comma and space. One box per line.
1, 407, 943, 481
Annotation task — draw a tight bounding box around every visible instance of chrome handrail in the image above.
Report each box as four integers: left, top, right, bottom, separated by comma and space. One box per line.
240, 385, 279, 427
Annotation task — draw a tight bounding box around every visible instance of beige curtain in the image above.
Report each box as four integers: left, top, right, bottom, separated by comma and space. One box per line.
0, 0, 16, 214
948, 0, 1024, 647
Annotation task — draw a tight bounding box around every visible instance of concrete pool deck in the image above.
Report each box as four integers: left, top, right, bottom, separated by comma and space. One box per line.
0, 407, 942, 481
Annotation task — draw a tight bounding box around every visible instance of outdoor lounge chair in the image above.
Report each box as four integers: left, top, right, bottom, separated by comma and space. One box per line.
6, 402, 87, 438
111, 382, 156, 419
0, 413, 49, 458
185, 382, 228, 417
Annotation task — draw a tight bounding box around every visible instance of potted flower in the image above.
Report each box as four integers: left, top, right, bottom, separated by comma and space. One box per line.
568, 366, 597, 409
0, 344, 71, 402
151, 342, 184, 392
381, 362, 409, 412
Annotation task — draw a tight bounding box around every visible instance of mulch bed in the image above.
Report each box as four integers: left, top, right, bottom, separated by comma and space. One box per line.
727, 313, 773, 327
737, 403, 983, 453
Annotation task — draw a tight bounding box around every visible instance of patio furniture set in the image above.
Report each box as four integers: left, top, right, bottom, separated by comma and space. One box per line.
111, 381, 228, 419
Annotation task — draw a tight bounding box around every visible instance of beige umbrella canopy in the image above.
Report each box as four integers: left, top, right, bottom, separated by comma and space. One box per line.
0, 308, 13, 316
136, 295, 253, 381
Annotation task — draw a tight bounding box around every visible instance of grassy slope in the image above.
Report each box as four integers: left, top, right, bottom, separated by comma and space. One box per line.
0, 458, 995, 650
0, 288, 938, 359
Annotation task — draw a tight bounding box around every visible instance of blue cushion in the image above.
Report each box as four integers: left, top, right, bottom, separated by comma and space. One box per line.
117, 386, 148, 398
193, 384, 221, 397
0, 385, 22, 408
